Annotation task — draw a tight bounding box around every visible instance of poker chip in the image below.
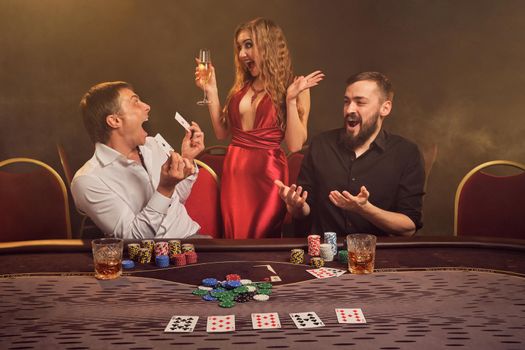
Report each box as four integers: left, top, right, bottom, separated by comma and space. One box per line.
219, 300, 236, 308
310, 256, 325, 268
226, 274, 241, 281
155, 255, 170, 268
324, 232, 338, 256
168, 240, 182, 255
202, 278, 218, 287
225, 280, 242, 289
338, 250, 349, 263
141, 240, 155, 254
181, 243, 195, 253
154, 241, 169, 257
253, 294, 270, 301
122, 259, 135, 269
185, 251, 198, 264
171, 253, 186, 266
192, 289, 209, 296
320, 243, 334, 262
127, 243, 141, 261
290, 249, 305, 264
138, 247, 152, 264
307, 234, 321, 257
192, 273, 272, 307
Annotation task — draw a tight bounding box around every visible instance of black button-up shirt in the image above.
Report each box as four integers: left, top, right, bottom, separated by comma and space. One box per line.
297, 128, 425, 236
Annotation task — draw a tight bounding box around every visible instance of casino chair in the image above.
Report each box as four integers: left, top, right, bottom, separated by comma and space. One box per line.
185, 159, 223, 238
454, 160, 525, 238
196, 145, 228, 179
56, 143, 102, 238
0, 157, 72, 241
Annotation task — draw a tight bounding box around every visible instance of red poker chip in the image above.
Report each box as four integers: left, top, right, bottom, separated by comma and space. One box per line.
225, 274, 241, 281
171, 253, 187, 266
185, 251, 198, 264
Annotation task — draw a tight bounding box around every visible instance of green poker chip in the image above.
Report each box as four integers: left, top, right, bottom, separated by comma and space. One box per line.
219, 300, 236, 308
257, 282, 273, 289
233, 286, 248, 294
192, 289, 209, 296
257, 288, 272, 295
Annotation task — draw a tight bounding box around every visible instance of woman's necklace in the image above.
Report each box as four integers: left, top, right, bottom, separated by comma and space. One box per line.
250, 84, 265, 104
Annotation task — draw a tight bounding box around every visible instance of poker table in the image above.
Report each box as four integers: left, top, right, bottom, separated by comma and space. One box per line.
1, 236, 525, 350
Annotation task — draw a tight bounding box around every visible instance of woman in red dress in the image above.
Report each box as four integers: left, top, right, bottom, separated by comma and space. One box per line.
195, 18, 324, 238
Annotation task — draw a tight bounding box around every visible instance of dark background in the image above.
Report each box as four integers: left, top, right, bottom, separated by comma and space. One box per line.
1, 0, 524, 237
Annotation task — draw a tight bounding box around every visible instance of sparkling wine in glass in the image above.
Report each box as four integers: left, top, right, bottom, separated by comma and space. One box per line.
197, 49, 211, 105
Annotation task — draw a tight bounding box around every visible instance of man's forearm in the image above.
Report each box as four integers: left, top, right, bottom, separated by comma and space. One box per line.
356, 202, 416, 237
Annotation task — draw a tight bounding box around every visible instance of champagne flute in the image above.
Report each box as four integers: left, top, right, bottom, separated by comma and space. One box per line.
196, 49, 211, 105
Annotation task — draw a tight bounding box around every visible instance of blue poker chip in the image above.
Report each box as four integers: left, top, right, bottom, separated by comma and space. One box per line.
225, 280, 242, 289
202, 294, 218, 302
155, 255, 170, 268
122, 259, 135, 269
202, 278, 219, 287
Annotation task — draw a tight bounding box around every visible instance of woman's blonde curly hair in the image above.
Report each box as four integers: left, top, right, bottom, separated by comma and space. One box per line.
222, 18, 303, 128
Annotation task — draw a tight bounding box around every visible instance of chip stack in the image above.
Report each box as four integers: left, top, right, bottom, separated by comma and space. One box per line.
155, 255, 169, 268
320, 243, 334, 262
138, 247, 152, 263
310, 256, 325, 268
225, 274, 241, 281
182, 243, 195, 253
307, 234, 321, 256
127, 243, 140, 261
141, 240, 155, 256
290, 249, 305, 264
171, 253, 186, 266
338, 250, 349, 264
185, 251, 198, 264
154, 241, 169, 257
168, 240, 182, 255
324, 232, 338, 256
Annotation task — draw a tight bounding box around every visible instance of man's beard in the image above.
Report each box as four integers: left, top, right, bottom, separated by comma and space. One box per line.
342, 111, 380, 150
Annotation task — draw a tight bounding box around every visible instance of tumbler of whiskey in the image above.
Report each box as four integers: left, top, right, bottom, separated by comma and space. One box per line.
346, 234, 376, 274
91, 238, 123, 280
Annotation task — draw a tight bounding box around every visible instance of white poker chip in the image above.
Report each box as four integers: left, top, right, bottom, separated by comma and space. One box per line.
246, 285, 257, 292
240, 279, 252, 285
253, 294, 270, 301
198, 286, 213, 291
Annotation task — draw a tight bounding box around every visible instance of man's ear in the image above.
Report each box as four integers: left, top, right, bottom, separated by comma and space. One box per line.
106, 114, 121, 129
380, 100, 392, 117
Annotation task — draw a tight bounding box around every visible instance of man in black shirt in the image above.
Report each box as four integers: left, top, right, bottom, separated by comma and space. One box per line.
275, 72, 425, 236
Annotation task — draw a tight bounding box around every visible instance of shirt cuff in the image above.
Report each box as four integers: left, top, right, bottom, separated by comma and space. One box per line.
149, 191, 173, 214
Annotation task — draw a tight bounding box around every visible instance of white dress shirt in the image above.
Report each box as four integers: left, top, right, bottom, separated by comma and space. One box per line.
71, 137, 200, 239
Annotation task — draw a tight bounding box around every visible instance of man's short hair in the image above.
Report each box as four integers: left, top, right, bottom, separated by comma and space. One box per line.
346, 72, 394, 102
79, 81, 132, 144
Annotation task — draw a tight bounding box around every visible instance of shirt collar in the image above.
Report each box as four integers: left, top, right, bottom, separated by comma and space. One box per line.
95, 142, 128, 167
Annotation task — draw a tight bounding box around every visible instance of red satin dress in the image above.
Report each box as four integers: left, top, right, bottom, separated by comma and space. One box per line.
222, 84, 288, 239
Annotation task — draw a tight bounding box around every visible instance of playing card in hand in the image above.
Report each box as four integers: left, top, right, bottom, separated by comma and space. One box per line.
251, 312, 281, 329
164, 315, 199, 333
289, 312, 325, 329
335, 308, 367, 324
154, 133, 174, 156
207, 315, 235, 333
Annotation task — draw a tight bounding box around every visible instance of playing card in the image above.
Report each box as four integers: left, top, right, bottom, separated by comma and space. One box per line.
289, 312, 325, 329
335, 308, 367, 324
306, 267, 346, 279
251, 312, 281, 329
164, 315, 199, 333
270, 276, 282, 282
154, 133, 174, 156
174, 112, 191, 132
207, 315, 235, 333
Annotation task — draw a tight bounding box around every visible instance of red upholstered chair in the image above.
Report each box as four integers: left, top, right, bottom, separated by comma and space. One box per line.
454, 160, 525, 238
196, 145, 228, 179
0, 158, 72, 242
185, 160, 223, 238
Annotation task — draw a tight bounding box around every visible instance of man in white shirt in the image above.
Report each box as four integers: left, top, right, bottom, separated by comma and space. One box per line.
71, 81, 205, 239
